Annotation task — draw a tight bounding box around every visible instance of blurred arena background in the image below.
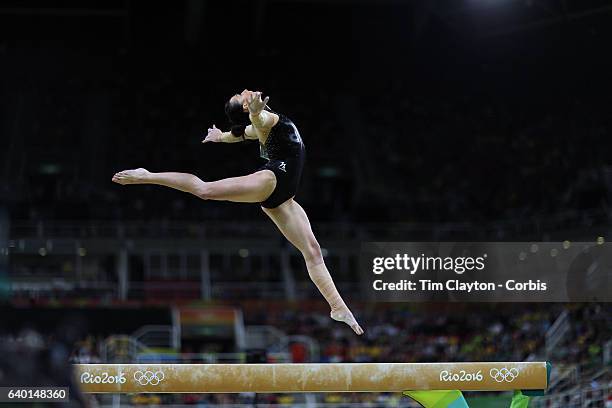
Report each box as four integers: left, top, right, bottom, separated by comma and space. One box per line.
0, 0, 610, 407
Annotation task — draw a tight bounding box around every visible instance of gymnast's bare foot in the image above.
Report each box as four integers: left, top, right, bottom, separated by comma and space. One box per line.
112, 168, 151, 185
331, 307, 364, 335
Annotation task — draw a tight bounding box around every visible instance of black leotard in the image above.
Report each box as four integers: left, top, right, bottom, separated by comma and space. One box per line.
259, 113, 304, 161
257, 112, 306, 208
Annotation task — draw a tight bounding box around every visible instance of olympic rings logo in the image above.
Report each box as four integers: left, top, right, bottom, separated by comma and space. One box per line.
133, 370, 165, 386
489, 367, 519, 383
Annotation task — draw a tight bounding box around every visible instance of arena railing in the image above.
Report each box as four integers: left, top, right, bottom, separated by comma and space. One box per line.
8, 207, 609, 241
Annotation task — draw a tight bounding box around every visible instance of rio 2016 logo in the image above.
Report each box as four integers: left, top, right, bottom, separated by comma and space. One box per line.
80, 371, 126, 384
439, 370, 483, 382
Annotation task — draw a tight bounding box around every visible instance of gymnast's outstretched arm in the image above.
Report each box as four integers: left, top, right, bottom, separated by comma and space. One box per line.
246, 92, 278, 130
202, 124, 259, 143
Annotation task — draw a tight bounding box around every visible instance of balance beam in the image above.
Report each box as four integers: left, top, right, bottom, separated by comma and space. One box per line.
74, 362, 548, 393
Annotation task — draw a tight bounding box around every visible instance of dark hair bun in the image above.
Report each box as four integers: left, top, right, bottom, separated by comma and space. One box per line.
230, 124, 247, 137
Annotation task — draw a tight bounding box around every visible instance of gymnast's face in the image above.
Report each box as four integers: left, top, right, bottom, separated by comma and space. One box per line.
230, 89, 255, 112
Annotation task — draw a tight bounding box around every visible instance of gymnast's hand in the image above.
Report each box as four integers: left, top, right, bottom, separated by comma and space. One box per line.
246, 91, 269, 116
203, 124, 222, 143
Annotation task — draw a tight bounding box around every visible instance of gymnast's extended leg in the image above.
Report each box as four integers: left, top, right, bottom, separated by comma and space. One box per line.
112, 168, 276, 203
262, 198, 364, 335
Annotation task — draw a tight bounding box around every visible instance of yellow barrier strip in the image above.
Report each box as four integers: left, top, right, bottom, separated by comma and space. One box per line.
74, 362, 547, 393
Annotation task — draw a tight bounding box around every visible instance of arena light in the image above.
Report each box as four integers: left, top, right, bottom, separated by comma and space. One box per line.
74, 362, 549, 393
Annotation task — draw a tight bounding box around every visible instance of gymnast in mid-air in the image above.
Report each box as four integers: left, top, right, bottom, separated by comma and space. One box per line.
112, 89, 363, 335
